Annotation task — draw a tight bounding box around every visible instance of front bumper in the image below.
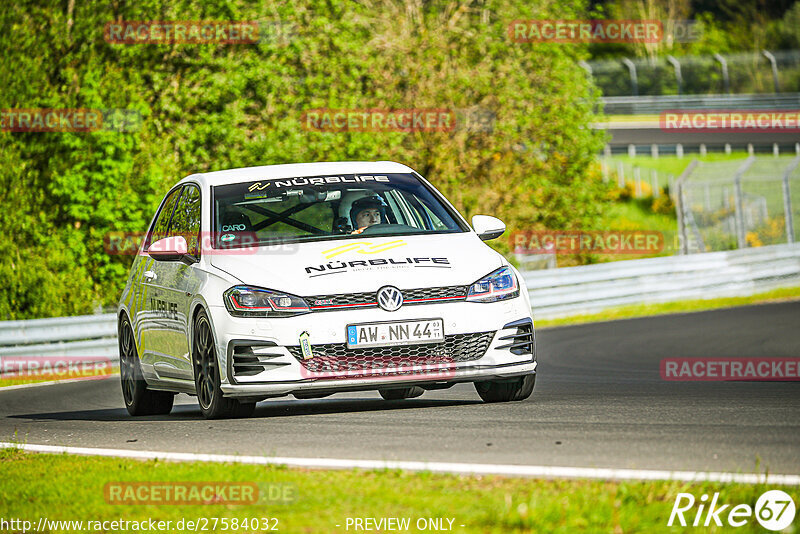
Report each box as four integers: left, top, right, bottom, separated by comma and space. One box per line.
206, 297, 536, 399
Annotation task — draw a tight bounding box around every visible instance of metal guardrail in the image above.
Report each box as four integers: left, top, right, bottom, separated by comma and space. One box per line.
0, 314, 117, 346
1, 243, 799, 366
601, 92, 800, 115
524, 243, 800, 318
585, 50, 800, 97
0, 314, 118, 374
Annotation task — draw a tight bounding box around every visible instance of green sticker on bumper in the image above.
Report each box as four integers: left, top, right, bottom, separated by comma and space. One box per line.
299, 331, 313, 360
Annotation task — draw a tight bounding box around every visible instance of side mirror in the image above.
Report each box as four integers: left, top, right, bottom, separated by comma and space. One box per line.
148, 236, 194, 264
471, 215, 506, 241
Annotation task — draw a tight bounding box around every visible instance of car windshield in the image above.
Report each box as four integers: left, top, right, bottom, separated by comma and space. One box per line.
212, 173, 468, 248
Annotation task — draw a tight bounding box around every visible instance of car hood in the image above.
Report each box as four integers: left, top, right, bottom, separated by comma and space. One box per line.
209, 232, 504, 296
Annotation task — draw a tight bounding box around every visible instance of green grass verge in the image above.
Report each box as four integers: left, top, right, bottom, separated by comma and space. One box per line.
537, 286, 800, 328
609, 152, 749, 179
595, 199, 678, 259
606, 152, 797, 180
0, 371, 117, 389
0, 448, 794, 533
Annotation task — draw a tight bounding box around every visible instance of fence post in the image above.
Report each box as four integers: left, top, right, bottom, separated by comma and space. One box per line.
675, 160, 699, 254
667, 55, 683, 95
652, 170, 660, 198
762, 51, 780, 93
734, 178, 745, 248
622, 58, 638, 96
782, 156, 799, 244
713, 53, 730, 94
733, 156, 756, 249
634, 167, 642, 197
675, 181, 687, 254
617, 161, 625, 187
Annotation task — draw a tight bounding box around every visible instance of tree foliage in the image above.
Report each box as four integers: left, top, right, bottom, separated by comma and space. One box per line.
0, 0, 608, 319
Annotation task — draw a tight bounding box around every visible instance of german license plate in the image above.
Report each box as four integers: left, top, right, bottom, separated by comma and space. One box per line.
346, 319, 444, 349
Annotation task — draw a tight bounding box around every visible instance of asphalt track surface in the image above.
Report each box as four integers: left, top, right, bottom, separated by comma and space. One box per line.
606, 126, 800, 147
1, 302, 798, 474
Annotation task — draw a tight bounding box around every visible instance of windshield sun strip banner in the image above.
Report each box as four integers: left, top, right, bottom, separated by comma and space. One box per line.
210, 173, 470, 249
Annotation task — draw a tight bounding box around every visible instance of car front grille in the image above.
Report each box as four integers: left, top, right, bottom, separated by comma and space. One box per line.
305, 285, 468, 311
287, 331, 495, 377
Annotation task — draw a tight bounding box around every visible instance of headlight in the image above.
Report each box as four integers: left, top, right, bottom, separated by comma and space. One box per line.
466, 266, 520, 302
224, 286, 310, 317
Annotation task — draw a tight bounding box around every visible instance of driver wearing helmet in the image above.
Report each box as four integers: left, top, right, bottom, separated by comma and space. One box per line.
349, 195, 388, 234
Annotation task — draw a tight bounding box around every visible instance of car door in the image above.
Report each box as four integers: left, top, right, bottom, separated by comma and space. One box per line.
138, 186, 182, 374
157, 183, 203, 380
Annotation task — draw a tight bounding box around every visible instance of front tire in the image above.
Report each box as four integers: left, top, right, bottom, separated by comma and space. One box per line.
192, 310, 256, 419
475, 374, 535, 403
119, 317, 175, 416
379, 386, 425, 400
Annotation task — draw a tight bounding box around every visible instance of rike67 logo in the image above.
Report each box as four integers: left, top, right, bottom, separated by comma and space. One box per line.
668, 490, 795, 530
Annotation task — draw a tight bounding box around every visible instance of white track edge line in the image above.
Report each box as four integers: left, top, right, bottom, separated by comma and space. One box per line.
2, 442, 798, 485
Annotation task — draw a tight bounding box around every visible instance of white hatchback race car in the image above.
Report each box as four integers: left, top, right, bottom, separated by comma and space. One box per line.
118, 161, 536, 418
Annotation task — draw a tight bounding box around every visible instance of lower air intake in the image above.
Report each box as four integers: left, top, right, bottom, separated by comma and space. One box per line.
287, 331, 495, 375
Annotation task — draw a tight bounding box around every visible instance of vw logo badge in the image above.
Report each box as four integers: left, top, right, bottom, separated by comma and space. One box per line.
377, 286, 403, 312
